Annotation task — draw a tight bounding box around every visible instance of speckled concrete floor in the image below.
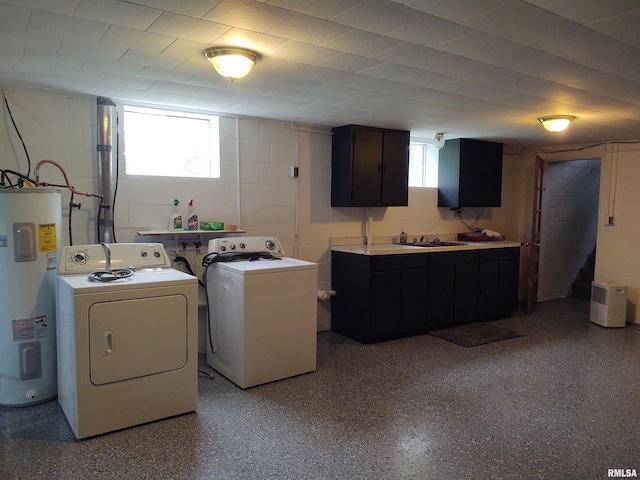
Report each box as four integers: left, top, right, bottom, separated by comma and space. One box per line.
2, 298, 639, 480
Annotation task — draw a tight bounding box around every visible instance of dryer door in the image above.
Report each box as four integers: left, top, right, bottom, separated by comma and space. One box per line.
88, 295, 188, 385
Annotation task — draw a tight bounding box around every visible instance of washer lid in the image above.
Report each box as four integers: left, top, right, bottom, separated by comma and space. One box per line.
214, 257, 317, 274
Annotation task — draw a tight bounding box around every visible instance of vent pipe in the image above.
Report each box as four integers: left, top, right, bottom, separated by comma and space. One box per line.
97, 97, 116, 243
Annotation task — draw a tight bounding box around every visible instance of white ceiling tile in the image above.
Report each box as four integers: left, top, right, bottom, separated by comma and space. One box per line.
265, 13, 351, 45
126, 0, 220, 19
460, 1, 556, 38
314, 53, 382, 73
74, 0, 162, 30
115, 88, 168, 105
538, 0, 640, 24
371, 43, 442, 67
515, 56, 607, 84
58, 37, 128, 61
270, 41, 340, 65
404, 0, 508, 22
148, 12, 230, 44
82, 58, 143, 76
116, 50, 184, 70
49, 64, 106, 83
332, 0, 426, 34
29, 10, 108, 40
100, 26, 176, 53
358, 62, 427, 82
161, 39, 211, 61
434, 31, 518, 58
587, 9, 640, 49
0, 29, 62, 52
0, 0, 80, 16
24, 48, 88, 68
264, 0, 363, 20
322, 30, 401, 57
202, 0, 293, 31
387, 14, 472, 46
1, 0, 639, 145
0, 3, 30, 30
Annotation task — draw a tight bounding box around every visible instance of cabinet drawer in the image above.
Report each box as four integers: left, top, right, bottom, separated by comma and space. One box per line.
479, 247, 519, 263
371, 254, 429, 271
429, 250, 478, 266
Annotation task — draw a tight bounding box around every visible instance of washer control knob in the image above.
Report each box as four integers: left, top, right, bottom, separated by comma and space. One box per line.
220, 246, 226, 252
154, 251, 161, 258
71, 251, 88, 264
230, 244, 236, 250
265, 240, 276, 250
141, 251, 148, 257
239, 243, 246, 249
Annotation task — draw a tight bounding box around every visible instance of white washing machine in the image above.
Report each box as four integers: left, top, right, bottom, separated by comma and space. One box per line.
56, 243, 198, 439
205, 236, 317, 389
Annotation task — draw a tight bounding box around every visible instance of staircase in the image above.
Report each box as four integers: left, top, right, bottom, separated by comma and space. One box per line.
571, 245, 596, 300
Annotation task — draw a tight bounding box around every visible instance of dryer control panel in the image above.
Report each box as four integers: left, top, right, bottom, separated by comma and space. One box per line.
59, 243, 171, 274
208, 236, 284, 256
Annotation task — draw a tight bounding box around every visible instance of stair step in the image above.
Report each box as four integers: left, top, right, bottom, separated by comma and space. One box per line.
572, 281, 592, 300
579, 267, 594, 282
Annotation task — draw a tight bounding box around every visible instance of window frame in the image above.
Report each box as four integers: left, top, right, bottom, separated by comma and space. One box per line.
122, 105, 221, 179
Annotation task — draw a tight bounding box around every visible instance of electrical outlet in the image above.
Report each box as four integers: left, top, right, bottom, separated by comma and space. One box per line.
288, 166, 299, 178
451, 207, 463, 218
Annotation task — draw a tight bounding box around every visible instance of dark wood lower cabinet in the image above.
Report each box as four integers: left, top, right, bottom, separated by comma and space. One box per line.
331, 247, 520, 343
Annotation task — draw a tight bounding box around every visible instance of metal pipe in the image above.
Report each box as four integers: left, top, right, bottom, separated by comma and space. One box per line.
97, 97, 115, 243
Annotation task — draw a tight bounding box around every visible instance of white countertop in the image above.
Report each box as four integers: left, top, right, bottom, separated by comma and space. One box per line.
331, 241, 521, 255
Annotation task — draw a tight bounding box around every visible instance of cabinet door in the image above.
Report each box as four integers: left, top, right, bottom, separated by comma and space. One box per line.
478, 262, 500, 320
401, 268, 428, 333
454, 263, 479, 325
371, 271, 402, 338
381, 130, 409, 206
352, 128, 383, 205
458, 139, 484, 207
427, 264, 455, 329
481, 141, 503, 207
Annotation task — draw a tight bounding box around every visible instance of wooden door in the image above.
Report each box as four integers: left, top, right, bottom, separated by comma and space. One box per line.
527, 156, 544, 314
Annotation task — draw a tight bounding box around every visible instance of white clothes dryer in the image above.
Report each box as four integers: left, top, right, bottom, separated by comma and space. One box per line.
205, 236, 317, 389
57, 243, 198, 439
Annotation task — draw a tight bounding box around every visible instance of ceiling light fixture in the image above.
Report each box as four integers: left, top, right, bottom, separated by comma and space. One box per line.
537, 115, 576, 133
434, 132, 446, 149
203, 47, 261, 82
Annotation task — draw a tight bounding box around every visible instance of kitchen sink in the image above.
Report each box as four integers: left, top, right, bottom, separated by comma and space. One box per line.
407, 241, 466, 247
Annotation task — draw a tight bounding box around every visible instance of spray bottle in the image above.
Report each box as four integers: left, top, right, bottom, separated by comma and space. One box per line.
168, 199, 182, 231
186, 199, 198, 231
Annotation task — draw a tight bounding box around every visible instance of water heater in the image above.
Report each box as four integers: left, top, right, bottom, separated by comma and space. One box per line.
0, 188, 61, 405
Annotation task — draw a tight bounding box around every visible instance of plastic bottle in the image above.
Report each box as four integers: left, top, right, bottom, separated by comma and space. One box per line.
186, 199, 198, 231
168, 199, 182, 231
400, 230, 408, 244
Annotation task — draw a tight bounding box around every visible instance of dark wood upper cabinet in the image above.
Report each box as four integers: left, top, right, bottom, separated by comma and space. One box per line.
331, 125, 410, 207
437, 138, 503, 208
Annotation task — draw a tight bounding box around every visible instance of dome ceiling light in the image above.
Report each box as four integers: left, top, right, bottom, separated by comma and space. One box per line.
203, 47, 261, 83
537, 115, 576, 133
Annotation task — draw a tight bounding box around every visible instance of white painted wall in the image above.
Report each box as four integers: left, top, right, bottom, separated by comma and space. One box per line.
3, 86, 638, 337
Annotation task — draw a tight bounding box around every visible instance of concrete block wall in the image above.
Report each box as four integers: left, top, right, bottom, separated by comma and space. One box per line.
538, 159, 600, 301
2, 86, 537, 350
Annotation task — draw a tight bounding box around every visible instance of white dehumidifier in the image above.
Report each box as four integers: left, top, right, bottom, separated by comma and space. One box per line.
590, 281, 627, 328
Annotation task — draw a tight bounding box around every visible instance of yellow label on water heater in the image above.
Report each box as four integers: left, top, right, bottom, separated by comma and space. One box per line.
38, 223, 57, 252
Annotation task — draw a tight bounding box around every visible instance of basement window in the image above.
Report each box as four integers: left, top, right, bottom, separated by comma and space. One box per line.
123, 105, 220, 178
408, 141, 438, 188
